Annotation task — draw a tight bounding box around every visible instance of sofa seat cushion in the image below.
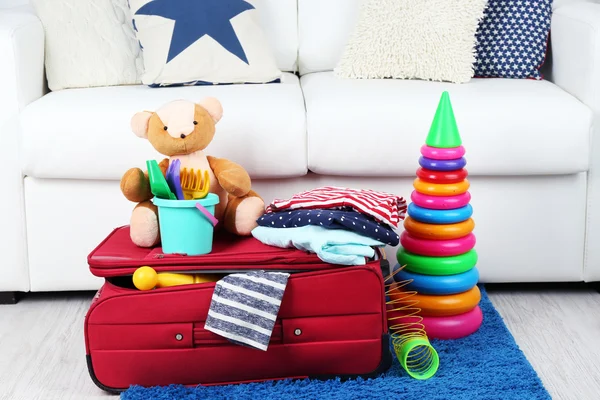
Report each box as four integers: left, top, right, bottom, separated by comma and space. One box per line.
301, 72, 592, 176
20, 73, 306, 180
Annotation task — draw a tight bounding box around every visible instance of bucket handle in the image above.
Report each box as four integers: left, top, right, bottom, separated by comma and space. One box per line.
195, 203, 219, 227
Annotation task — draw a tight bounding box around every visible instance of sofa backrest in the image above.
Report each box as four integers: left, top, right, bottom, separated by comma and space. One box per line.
257, 0, 299, 72
297, 0, 361, 75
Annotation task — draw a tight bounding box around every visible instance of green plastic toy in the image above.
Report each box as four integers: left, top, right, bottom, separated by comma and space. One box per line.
397, 335, 440, 380
425, 91, 462, 149
146, 160, 176, 200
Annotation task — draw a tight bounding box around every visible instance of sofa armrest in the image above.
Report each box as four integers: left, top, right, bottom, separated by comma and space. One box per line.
0, 7, 45, 123
549, 2, 599, 110
549, 2, 600, 281
0, 7, 44, 292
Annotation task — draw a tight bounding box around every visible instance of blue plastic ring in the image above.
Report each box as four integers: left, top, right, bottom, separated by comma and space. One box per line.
419, 156, 467, 171
408, 203, 473, 224
393, 264, 479, 295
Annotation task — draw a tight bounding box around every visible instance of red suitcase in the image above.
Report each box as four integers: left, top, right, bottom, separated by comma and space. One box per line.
84, 226, 393, 393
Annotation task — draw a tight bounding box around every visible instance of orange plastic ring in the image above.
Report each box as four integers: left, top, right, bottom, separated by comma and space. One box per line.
413, 178, 470, 196
390, 286, 481, 317
404, 217, 475, 240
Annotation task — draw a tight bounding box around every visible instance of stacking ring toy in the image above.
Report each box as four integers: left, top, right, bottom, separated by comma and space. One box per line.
404, 217, 475, 240
400, 231, 476, 257
397, 248, 478, 275
393, 265, 479, 295
413, 178, 469, 196
420, 145, 465, 160
421, 306, 483, 340
416, 167, 468, 184
411, 191, 471, 210
419, 156, 467, 171
407, 203, 473, 224
389, 285, 481, 317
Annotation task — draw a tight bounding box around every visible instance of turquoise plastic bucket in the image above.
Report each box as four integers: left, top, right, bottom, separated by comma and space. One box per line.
153, 193, 220, 255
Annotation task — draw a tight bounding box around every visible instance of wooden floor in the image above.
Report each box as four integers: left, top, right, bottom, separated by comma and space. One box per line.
1, 286, 600, 400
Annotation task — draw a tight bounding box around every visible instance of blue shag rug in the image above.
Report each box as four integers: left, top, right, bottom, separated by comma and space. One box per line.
121, 286, 550, 400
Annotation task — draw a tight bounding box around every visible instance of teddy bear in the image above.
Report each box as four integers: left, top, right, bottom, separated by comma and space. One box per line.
120, 97, 265, 247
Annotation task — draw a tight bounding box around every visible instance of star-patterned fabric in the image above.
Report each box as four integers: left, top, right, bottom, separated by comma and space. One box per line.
127, 0, 281, 86
134, 0, 254, 64
257, 209, 400, 246
474, 0, 552, 80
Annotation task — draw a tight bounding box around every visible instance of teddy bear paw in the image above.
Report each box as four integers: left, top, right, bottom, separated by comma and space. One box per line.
233, 196, 265, 235
121, 168, 152, 203
130, 202, 160, 247
218, 169, 251, 197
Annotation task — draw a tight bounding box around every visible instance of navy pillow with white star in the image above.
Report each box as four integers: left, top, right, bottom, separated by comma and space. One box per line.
474, 0, 552, 80
128, 0, 281, 86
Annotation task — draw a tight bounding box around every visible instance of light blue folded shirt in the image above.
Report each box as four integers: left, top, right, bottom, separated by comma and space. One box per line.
251, 225, 385, 266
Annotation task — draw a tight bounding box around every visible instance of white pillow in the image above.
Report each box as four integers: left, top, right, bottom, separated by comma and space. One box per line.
334, 0, 488, 84
128, 0, 282, 86
31, 0, 143, 91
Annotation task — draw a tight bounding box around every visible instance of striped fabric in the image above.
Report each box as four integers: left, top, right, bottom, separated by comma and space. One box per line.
265, 186, 407, 228
204, 271, 290, 351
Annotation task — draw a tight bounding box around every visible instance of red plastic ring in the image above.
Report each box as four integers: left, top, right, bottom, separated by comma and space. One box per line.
416, 168, 468, 184
400, 231, 476, 257
387, 306, 483, 340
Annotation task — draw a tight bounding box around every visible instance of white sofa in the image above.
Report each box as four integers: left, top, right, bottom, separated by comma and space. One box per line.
1, 0, 599, 294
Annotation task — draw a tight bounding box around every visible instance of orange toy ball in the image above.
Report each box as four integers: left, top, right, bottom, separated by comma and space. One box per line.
133, 266, 158, 291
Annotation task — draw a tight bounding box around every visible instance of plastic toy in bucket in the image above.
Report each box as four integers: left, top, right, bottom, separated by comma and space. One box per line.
152, 193, 220, 255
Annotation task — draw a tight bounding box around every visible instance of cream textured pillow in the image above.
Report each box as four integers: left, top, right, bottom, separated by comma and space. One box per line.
335, 0, 488, 83
31, 0, 143, 91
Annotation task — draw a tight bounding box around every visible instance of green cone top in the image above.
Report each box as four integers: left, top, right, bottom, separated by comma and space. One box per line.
425, 91, 462, 148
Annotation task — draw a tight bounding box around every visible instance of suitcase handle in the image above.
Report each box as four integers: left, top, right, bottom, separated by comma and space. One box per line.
375, 247, 391, 278
194, 322, 283, 346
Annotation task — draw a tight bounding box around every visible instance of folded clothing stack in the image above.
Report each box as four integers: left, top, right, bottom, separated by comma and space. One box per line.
252, 186, 407, 265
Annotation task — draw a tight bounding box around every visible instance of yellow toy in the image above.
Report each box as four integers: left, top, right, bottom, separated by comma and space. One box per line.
133, 266, 222, 290
180, 168, 211, 200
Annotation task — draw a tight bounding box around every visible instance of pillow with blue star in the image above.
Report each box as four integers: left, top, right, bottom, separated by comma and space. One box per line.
473, 0, 552, 80
128, 0, 282, 86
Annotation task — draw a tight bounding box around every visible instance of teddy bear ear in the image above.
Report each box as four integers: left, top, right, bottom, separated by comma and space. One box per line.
197, 97, 223, 123
131, 111, 153, 138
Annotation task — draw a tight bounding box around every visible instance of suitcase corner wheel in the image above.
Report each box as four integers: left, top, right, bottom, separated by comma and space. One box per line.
86, 355, 121, 394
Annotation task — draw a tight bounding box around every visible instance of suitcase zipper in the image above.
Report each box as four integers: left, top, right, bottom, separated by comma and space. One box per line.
104, 264, 365, 292
119, 268, 305, 277
149, 251, 323, 265
90, 246, 323, 270
147, 268, 304, 274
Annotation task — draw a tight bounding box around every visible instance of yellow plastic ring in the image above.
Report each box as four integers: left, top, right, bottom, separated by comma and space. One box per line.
404, 217, 475, 240
391, 286, 481, 317
413, 178, 470, 196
